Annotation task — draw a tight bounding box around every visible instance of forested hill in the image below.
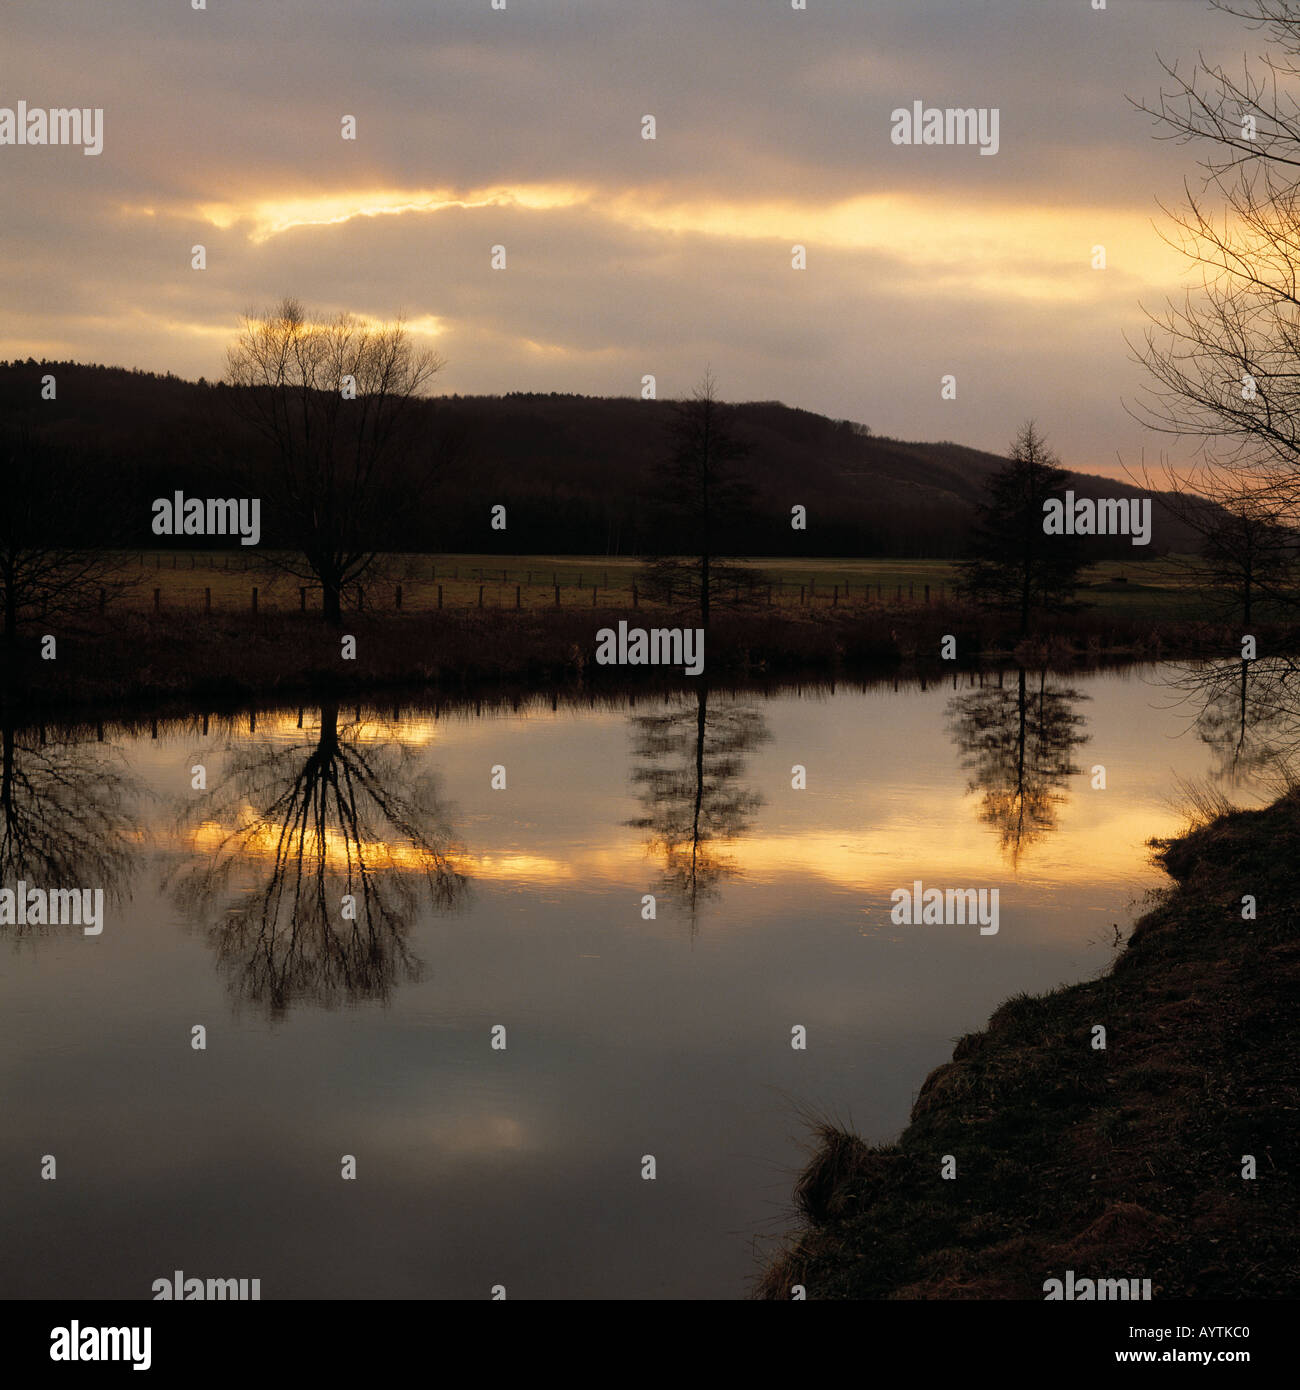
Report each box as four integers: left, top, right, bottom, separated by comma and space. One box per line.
0, 360, 1204, 557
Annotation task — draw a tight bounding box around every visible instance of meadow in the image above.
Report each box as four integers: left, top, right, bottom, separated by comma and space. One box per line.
107, 550, 1212, 624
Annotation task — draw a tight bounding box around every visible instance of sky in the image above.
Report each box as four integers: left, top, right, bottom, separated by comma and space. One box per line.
0, 0, 1258, 476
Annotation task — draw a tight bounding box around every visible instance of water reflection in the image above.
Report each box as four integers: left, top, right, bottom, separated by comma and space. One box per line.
2, 665, 1289, 1300
0, 716, 138, 936
626, 685, 770, 928
1164, 656, 1300, 792
167, 702, 467, 1016
947, 668, 1090, 867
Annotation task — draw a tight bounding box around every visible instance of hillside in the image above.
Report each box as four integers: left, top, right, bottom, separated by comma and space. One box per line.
0, 360, 1204, 557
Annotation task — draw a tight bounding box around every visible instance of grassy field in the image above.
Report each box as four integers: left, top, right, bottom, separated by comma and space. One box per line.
107, 550, 1216, 622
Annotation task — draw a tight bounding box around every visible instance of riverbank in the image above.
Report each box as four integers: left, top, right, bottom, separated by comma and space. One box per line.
2, 602, 1288, 713
757, 789, 1300, 1300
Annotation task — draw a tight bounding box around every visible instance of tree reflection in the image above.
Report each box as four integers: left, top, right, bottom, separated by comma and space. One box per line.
170, 703, 467, 1016
0, 718, 137, 937
626, 685, 770, 929
1163, 657, 1300, 793
947, 668, 1089, 867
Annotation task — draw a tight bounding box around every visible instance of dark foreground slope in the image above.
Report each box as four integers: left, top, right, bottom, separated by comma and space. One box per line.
758, 793, 1300, 1299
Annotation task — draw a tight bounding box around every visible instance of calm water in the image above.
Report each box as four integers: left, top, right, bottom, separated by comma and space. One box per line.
0, 661, 1285, 1298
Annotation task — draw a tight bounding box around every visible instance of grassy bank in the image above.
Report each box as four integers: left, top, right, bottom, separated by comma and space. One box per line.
757, 791, 1300, 1300
2, 596, 1289, 714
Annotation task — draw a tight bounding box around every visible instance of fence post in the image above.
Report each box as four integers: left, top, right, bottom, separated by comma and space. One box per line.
205, 586, 211, 614
632, 583, 639, 609
924, 584, 930, 604
592, 587, 597, 606
396, 584, 403, 610
833, 585, 838, 607
799, 585, 805, 605
153, 587, 161, 612
516, 584, 521, 609
437, 584, 443, 609
478, 585, 484, 609
554, 585, 560, 607
252, 587, 259, 614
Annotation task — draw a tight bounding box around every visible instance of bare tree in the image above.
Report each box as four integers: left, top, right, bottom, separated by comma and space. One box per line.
1130, 1, 1300, 534
639, 370, 755, 625
223, 298, 445, 623
1131, 458, 1300, 623
1197, 486, 1298, 622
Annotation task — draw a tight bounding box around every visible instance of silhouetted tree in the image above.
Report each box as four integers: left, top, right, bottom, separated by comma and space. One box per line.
222, 298, 444, 623
1132, 2, 1300, 536
1196, 492, 1298, 624
958, 422, 1084, 636
639, 371, 755, 624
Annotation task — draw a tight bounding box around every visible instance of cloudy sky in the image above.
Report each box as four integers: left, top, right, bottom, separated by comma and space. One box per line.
0, 0, 1253, 474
